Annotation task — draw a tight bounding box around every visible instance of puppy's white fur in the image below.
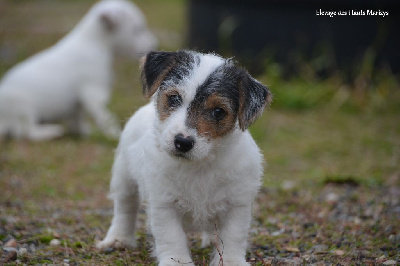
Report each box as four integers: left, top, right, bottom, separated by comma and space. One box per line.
97, 51, 269, 266
0, 0, 157, 140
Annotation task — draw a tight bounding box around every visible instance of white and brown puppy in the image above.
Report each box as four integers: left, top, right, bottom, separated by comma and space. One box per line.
0, 0, 157, 141
97, 50, 272, 265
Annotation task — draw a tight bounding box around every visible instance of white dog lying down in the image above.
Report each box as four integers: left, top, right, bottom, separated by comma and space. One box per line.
0, 0, 157, 140
97, 50, 272, 265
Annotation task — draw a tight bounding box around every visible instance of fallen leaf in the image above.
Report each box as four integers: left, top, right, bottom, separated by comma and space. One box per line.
5, 238, 17, 248
333, 249, 345, 256
285, 246, 300, 252
383, 260, 397, 265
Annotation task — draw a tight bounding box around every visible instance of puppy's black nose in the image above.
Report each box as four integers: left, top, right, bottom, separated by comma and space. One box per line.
174, 134, 194, 153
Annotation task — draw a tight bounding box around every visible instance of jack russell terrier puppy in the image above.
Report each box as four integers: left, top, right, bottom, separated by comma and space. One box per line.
97, 50, 272, 266
0, 0, 157, 141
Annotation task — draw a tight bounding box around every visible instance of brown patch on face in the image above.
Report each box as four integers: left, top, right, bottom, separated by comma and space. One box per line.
156, 89, 181, 121
187, 93, 237, 139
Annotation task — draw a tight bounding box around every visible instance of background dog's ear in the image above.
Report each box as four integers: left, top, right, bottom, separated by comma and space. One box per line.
100, 11, 119, 32
140, 51, 177, 98
238, 72, 272, 130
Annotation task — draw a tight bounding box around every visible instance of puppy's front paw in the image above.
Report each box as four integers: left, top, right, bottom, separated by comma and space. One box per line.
96, 236, 136, 250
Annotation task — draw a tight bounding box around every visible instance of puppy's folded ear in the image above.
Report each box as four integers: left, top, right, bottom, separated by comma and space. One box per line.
238, 72, 272, 130
140, 51, 177, 98
100, 11, 119, 31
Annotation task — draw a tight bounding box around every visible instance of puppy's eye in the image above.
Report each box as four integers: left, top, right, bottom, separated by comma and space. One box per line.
167, 94, 182, 108
211, 108, 226, 121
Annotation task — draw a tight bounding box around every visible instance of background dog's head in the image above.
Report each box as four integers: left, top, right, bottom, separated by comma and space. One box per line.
140, 50, 272, 160
94, 0, 158, 58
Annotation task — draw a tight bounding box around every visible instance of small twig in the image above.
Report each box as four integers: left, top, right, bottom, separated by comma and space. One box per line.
170, 258, 194, 265
56, 222, 70, 259
213, 223, 224, 266
255, 252, 268, 266
63, 239, 69, 258
18, 236, 41, 244
202, 255, 207, 266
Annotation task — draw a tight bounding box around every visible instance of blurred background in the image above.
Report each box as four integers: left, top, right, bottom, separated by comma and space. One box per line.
187, 0, 400, 77
1, 0, 398, 189
0, 0, 399, 264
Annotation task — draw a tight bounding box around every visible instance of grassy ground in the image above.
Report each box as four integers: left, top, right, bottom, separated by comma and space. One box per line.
1, 0, 399, 265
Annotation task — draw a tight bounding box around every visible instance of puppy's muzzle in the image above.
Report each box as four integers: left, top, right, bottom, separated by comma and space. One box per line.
174, 134, 194, 153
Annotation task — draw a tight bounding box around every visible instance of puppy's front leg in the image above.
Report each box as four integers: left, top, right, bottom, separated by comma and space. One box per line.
79, 87, 121, 139
149, 204, 193, 266
211, 204, 253, 266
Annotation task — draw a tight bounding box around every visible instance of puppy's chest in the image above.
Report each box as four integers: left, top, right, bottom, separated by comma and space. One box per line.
166, 173, 234, 226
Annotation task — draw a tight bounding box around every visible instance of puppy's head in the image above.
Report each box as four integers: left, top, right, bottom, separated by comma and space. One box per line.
96, 0, 158, 58
141, 50, 272, 160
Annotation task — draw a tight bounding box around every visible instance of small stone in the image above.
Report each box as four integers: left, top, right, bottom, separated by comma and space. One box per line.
282, 180, 296, 190
18, 247, 28, 255
326, 192, 339, 203
104, 247, 115, 254
353, 216, 362, 225
50, 239, 61, 246
291, 257, 302, 264
29, 243, 36, 252
271, 228, 285, 236
5, 238, 17, 248
383, 260, 397, 265
3, 247, 17, 252
309, 244, 329, 254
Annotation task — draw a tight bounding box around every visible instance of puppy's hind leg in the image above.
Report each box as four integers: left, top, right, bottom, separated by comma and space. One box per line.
97, 151, 139, 250
27, 124, 64, 141
2, 101, 64, 141
24, 111, 64, 141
